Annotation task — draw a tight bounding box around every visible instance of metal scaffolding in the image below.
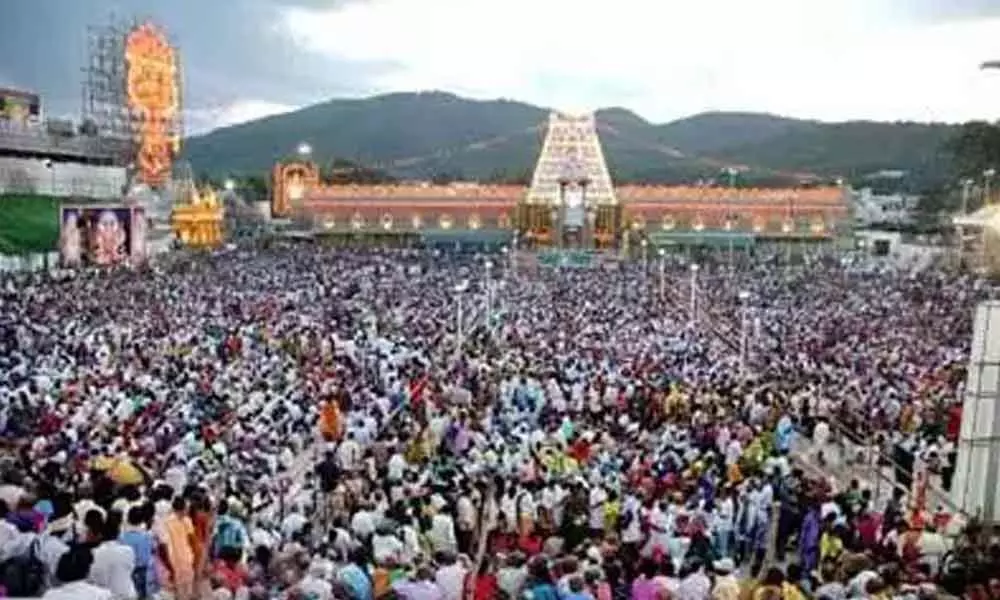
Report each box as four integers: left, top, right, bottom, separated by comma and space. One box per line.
82, 19, 132, 155
80, 16, 184, 178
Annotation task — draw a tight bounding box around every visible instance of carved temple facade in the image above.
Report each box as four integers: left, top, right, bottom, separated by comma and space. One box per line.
171, 185, 224, 248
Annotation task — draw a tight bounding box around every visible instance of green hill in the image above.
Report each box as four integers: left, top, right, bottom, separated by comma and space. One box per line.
183, 91, 960, 187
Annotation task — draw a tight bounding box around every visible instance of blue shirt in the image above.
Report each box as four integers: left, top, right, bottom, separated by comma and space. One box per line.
339, 564, 373, 600
120, 529, 158, 592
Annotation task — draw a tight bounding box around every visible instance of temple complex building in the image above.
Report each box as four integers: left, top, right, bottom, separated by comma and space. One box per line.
271, 111, 850, 250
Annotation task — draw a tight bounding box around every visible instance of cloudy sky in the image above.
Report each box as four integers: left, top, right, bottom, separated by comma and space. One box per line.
3, 0, 1000, 134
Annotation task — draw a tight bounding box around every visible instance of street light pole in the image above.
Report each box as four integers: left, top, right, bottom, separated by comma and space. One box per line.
984, 169, 996, 268
689, 263, 699, 325
738, 290, 750, 377
454, 280, 468, 361
658, 248, 666, 301
725, 167, 738, 267
957, 178, 974, 264
641, 238, 648, 273
511, 233, 519, 277
484, 259, 493, 333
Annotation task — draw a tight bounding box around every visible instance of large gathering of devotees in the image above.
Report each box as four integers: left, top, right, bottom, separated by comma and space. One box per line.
0, 244, 996, 600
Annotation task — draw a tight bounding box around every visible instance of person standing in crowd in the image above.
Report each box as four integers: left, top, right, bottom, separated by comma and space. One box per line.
158, 497, 196, 600
0, 245, 991, 600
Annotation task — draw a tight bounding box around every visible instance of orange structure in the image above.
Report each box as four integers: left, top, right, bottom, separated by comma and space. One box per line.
272, 161, 320, 217
272, 166, 849, 247
301, 182, 520, 233
618, 184, 847, 237
124, 22, 181, 187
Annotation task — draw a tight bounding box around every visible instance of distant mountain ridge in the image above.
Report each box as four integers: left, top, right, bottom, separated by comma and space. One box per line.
183, 91, 959, 187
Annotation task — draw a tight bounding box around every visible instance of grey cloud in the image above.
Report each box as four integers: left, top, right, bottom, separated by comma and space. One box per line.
266, 0, 372, 8
0, 0, 395, 125
895, 0, 1000, 22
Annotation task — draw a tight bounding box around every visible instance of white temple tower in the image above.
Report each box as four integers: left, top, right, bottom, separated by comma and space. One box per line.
526, 112, 617, 206
525, 112, 617, 249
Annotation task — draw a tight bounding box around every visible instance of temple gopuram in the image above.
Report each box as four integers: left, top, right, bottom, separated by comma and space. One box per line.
271, 112, 849, 250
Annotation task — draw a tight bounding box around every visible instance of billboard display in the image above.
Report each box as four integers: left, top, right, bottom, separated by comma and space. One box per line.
0, 88, 41, 124
60, 205, 146, 267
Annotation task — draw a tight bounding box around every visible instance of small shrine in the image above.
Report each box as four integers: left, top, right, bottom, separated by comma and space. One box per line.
172, 184, 224, 248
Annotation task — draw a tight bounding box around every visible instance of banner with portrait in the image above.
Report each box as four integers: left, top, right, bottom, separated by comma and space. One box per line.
60, 205, 134, 267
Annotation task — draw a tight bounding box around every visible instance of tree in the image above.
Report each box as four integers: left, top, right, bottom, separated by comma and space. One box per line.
913, 184, 956, 224
241, 175, 269, 202
945, 121, 1000, 179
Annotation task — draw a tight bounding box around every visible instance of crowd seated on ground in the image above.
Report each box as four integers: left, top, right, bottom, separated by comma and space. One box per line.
0, 245, 993, 600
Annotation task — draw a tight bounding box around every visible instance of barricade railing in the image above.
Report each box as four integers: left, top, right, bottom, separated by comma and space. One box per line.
654, 267, 967, 525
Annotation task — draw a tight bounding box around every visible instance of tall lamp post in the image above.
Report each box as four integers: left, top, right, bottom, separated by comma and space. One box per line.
641, 238, 649, 272
658, 247, 666, 300
484, 259, 494, 333
958, 178, 974, 261
511, 231, 519, 277
689, 263, 699, 325
738, 290, 751, 377
724, 167, 739, 266
556, 175, 576, 251
454, 279, 469, 361
983, 169, 996, 268
985, 168, 996, 206
979, 62, 1000, 269
291, 143, 313, 218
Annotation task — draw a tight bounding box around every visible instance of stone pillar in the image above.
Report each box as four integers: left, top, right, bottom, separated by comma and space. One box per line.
556, 180, 568, 250
951, 300, 1000, 522
586, 209, 596, 250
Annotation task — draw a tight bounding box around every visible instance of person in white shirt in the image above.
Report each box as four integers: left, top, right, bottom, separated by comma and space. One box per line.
350, 504, 377, 540
337, 432, 362, 471
44, 545, 114, 600
455, 491, 477, 555
676, 564, 711, 600
372, 525, 404, 565
588, 484, 608, 537
88, 512, 136, 600
428, 508, 458, 554
299, 561, 335, 600
387, 450, 408, 482
434, 553, 468, 600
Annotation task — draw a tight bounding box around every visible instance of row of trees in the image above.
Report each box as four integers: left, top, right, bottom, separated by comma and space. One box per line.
912, 121, 1000, 221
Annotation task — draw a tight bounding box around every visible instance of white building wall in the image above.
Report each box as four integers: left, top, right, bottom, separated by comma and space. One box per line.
851, 188, 919, 226
951, 301, 1000, 522
0, 157, 126, 198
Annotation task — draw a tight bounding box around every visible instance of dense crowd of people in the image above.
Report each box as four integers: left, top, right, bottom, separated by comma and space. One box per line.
0, 245, 994, 600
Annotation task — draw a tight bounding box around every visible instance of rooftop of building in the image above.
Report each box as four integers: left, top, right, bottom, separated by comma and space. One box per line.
304, 181, 846, 203
0, 119, 124, 165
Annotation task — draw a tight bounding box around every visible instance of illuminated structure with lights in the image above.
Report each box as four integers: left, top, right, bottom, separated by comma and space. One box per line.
83, 18, 182, 190
271, 111, 849, 249
171, 161, 224, 248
